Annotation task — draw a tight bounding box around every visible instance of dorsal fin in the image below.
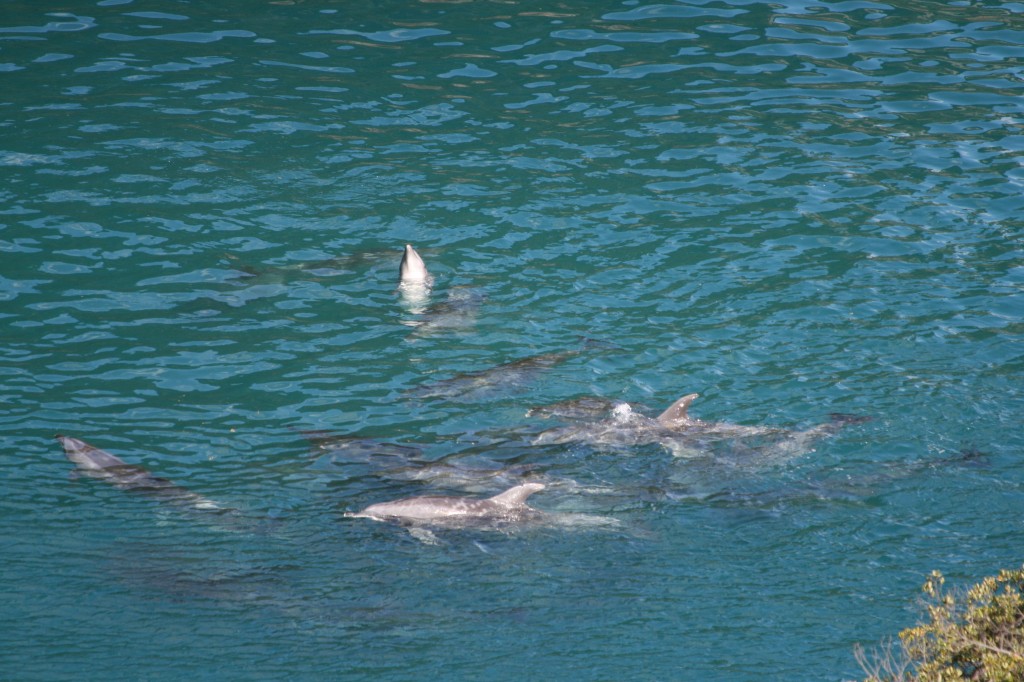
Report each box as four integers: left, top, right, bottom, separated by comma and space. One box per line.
656, 393, 699, 426
488, 483, 545, 507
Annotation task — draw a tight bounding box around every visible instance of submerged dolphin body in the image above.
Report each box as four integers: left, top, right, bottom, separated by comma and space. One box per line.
379, 460, 544, 494
56, 435, 222, 511
404, 285, 485, 334
408, 349, 582, 402
300, 430, 543, 492
395, 244, 486, 333
409, 338, 615, 401
302, 432, 425, 467
532, 393, 869, 465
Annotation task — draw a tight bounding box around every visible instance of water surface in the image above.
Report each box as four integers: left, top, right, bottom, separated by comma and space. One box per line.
2, 1, 1023, 680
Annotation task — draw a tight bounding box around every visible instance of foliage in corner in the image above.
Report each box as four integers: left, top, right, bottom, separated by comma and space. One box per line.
857, 566, 1024, 682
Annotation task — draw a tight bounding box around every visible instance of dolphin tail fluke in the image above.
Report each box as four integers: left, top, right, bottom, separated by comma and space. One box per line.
488, 483, 545, 507
656, 393, 700, 426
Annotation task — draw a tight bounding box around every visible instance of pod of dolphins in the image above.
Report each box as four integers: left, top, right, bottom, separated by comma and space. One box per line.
56, 245, 871, 543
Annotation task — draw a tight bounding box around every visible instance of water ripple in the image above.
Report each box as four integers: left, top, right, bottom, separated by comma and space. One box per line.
2, 0, 1023, 679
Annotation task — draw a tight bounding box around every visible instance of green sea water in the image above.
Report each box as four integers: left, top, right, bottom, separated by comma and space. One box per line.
2, 1, 1023, 679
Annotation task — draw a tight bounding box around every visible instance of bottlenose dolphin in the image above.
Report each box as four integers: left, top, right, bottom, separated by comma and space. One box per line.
379, 461, 546, 493
347, 482, 621, 544
349, 482, 546, 525
531, 393, 869, 464
396, 244, 487, 332
300, 430, 534, 491
398, 244, 430, 286
397, 243, 432, 311
56, 435, 222, 511
409, 338, 615, 401
302, 432, 425, 468
408, 349, 582, 402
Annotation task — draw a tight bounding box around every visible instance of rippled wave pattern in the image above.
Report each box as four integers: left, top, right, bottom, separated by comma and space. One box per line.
2, 1, 1023, 680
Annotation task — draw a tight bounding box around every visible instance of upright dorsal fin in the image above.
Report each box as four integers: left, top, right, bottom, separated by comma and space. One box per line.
488, 483, 545, 507
656, 393, 700, 426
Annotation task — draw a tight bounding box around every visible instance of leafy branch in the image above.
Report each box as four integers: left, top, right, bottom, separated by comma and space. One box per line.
856, 566, 1024, 682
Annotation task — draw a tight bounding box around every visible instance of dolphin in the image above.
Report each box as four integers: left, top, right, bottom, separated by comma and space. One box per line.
347, 482, 621, 544
397, 243, 433, 312
349, 482, 546, 525
56, 435, 223, 511
408, 349, 582, 402
398, 244, 430, 286
350, 453, 545, 494
301, 432, 425, 468
531, 393, 869, 464
408, 338, 614, 401
297, 427, 583, 495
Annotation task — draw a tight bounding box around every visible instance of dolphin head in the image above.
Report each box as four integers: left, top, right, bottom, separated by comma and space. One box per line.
55, 434, 126, 470
399, 244, 430, 285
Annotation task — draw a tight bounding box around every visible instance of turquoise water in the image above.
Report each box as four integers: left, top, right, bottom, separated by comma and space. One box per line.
2, 0, 1023, 679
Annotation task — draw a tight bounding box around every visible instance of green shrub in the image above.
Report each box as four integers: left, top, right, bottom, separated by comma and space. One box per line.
857, 566, 1024, 681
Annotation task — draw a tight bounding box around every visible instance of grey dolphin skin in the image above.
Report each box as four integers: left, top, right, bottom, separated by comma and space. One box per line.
532, 393, 869, 464
398, 244, 433, 312
349, 482, 546, 524
398, 244, 430, 286
348, 483, 621, 545
56, 435, 222, 511
408, 349, 582, 401
397, 244, 489, 332
409, 338, 615, 401
651, 393, 870, 445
